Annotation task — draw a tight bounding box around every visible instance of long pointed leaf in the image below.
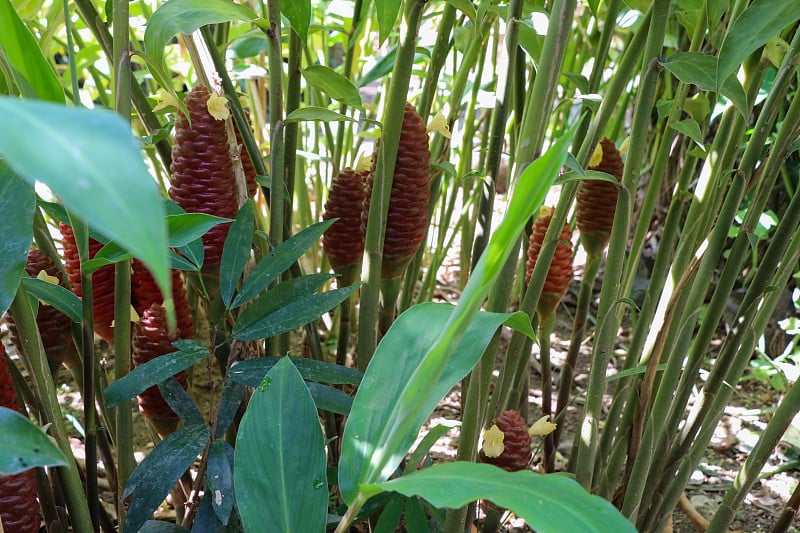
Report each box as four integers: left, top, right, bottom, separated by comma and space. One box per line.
0, 407, 68, 474
0, 163, 34, 317
234, 358, 327, 532
221, 201, 255, 307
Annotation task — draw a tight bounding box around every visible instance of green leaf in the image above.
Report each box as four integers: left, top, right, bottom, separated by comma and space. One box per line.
285, 107, 357, 123
305, 382, 354, 415
405, 497, 429, 532
357, 47, 397, 87
554, 170, 621, 187
375, 0, 402, 43
233, 273, 333, 333
373, 462, 637, 533
338, 304, 527, 503
339, 124, 577, 505
302, 65, 363, 108
374, 494, 405, 533
158, 377, 205, 426
104, 340, 209, 408
0, 163, 34, 317
403, 423, 459, 475
207, 440, 235, 525
229, 356, 363, 387
214, 380, 245, 437
0, 98, 172, 326
167, 213, 231, 248
139, 522, 191, 533
0, 0, 63, 102
281, 0, 311, 41
606, 363, 667, 383
670, 119, 704, 148
124, 424, 211, 533
0, 407, 68, 475
716, 0, 800, 93
230, 219, 335, 308
232, 284, 359, 341
444, 0, 477, 26
144, 0, 258, 91
21, 277, 81, 323
235, 358, 327, 533
220, 201, 255, 308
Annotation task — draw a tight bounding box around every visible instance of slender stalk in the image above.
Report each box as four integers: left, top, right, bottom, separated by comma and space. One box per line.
11, 289, 94, 532
771, 480, 800, 533
357, 0, 427, 370
538, 311, 556, 472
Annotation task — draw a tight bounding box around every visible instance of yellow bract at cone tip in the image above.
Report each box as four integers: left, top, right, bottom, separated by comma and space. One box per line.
619, 136, 630, 156
207, 92, 230, 120
110, 305, 140, 328
36, 269, 60, 285
481, 424, 505, 458
152, 89, 181, 113
528, 415, 557, 437
427, 111, 452, 139
356, 154, 373, 172
537, 205, 555, 219
589, 142, 604, 167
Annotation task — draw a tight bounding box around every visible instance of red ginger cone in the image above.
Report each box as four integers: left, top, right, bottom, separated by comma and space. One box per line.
6, 248, 73, 372
323, 168, 369, 275
132, 304, 189, 436
362, 103, 431, 279
575, 137, 624, 257
169, 84, 241, 270
479, 410, 532, 472
61, 222, 117, 342
0, 343, 41, 533
131, 259, 194, 340
525, 208, 574, 318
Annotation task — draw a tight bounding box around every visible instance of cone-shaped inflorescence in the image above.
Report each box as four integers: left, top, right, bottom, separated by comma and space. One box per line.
61, 222, 116, 342
323, 168, 369, 277
575, 137, 624, 257
362, 102, 431, 279
170, 84, 241, 270
0, 343, 41, 533
234, 114, 259, 199
131, 259, 194, 340
5, 248, 73, 372
525, 207, 574, 318
132, 304, 188, 433
479, 410, 532, 472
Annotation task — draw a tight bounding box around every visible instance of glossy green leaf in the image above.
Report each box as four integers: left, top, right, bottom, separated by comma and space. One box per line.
229, 356, 363, 387
21, 277, 81, 323
373, 462, 636, 533
104, 340, 209, 407
232, 284, 359, 341
207, 440, 235, 525
0, 98, 172, 327
302, 65, 363, 108
716, 0, 800, 93
144, 0, 258, 90
554, 170, 621, 187
214, 380, 245, 437
670, 119, 704, 148
405, 497, 429, 532
285, 107, 357, 123
305, 382, 354, 415
281, 0, 311, 40
444, 0, 477, 25
339, 304, 526, 503
140, 522, 191, 533
235, 358, 327, 533
0, 164, 34, 317
0, 0, 63, 102
339, 124, 577, 505
158, 377, 205, 426
660, 52, 748, 117
167, 213, 231, 248
233, 273, 333, 333
375, 0, 402, 43
404, 423, 459, 475
0, 407, 68, 475
357, 47, 397, 87
230, 219, 335, 308
374, 494, 405, 533
124, 424, 211, 533
220, 201, 255, 308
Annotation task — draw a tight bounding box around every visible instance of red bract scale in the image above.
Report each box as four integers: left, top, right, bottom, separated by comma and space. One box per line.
169, 84, 240, 269
575, 137, 624, 256
0, 343, 41, 533
6, 248, 73, 371
132, 304, 188, 421
362, 103, 431, 279
479, 410, 532, 472
234, 115, 259, 199
61, 222, 117, 342
323, 168, 369, 272
131, 259, 194, 340
525, 209, 574, 317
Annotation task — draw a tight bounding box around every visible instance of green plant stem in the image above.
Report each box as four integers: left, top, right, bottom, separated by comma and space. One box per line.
538, 310, 556, 473
417, 5, 456, 120
332, 0, 365, 174
770, 481, 800, 533
707, 374, 800, 532
357, 0, 426, 370
573, 0, 671, 490
334, 491, 369, 533
11, 289, 94, 532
